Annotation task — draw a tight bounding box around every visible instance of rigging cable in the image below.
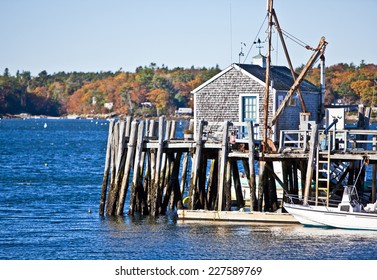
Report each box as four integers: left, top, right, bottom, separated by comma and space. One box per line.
243, 14, 268, 63
279, 27, 314, 51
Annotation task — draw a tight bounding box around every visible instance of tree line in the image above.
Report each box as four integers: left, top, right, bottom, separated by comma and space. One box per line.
301, 61, 377, 106
0, 62, 375, 117
0, 63, 220, 117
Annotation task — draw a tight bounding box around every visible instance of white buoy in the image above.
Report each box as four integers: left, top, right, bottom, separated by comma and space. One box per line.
44, 123, 47, 128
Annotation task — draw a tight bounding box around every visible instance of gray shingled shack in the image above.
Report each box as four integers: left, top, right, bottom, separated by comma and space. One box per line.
192, 57, 320, 143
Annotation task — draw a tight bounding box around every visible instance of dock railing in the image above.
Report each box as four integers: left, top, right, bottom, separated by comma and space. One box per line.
278, 128, 377, 154
203, 121, 259, 143
278, 129, 311, 153
318, 129, 377, 153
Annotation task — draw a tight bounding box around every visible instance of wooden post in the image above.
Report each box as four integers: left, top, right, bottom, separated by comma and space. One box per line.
139, 119, 149, 179
147, 120, 156, 212
224, 160, 232, 211
217, 121, 230, 211
257, 160, 265, 212
110, 120, 128, 213
173, 153, 185, 210
247, 121, 257, 211
303, 124, 318, 205
151, 116, 165, 216
232, 160, 245, 209
105, 122, 120, 215
292, 160, 299, 195
115, 121, 138, 215
128, 121, 145, 216
198, 153, 208, 209
206, 158, 217, 210
160, 120, 171, 196
179, 152, 189, 197
99, 120, 115, 216
262, 162, 270, 212
125, 116, 132, 137
161, 152, 182, 213
188, 120, 204, 210
116, 120, 126, 172
266, 161, 278, 211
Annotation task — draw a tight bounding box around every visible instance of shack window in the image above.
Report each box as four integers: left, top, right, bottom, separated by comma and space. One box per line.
242, 96, 258, 122
240, 95, 259, 139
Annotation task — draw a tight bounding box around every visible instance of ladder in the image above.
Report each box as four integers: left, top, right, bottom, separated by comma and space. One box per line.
315, 133, 331, 206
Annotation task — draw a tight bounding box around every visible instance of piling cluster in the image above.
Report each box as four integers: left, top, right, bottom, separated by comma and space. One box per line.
98, 117, 275, 216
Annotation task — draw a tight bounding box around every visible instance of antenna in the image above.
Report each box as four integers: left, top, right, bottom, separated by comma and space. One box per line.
239, 42, 246, 63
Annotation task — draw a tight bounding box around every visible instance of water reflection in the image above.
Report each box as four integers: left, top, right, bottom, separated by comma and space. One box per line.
98, 214, 377, 260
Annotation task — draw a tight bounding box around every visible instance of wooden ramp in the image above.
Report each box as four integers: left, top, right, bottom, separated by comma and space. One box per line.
177, 209, 298, 224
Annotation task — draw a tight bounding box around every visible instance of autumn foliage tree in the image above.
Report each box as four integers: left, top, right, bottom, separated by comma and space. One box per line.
303, 62, 377, 106
1, 62, 375, 117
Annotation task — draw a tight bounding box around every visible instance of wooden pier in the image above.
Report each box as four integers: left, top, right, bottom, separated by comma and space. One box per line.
99, 109, 377, 223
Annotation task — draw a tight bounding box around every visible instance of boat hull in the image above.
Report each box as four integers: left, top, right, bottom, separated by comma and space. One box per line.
284, 203, 377, 231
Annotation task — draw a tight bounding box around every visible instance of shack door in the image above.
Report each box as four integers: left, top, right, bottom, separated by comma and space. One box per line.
240, 95, 259, 140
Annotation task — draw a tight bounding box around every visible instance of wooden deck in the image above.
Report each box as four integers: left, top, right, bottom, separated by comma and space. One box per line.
99, 114, 377, 219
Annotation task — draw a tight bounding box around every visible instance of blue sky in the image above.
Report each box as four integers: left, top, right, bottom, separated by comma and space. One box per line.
0, 0, 375, 76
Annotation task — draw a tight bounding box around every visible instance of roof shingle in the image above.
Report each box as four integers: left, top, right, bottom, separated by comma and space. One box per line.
237, 63, 319, 92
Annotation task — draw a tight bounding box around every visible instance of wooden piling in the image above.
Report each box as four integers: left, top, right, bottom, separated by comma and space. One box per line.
247, 121, 257, 211
303, 123, 318, 205
224, 160, 232, 211
128, 121, 145, 216
206, 158, 218, 210
231, 161, 245, 209
150, 116, 165, 216
99, 119, 115, 216
257, 160, 265, 212
217, 121, 230, 211
188, 119, 204, 210
105, 122, 120, 215
106, 121, 134, 215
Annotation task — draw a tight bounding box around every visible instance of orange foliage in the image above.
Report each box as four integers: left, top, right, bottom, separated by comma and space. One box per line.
146, 89, 169, 113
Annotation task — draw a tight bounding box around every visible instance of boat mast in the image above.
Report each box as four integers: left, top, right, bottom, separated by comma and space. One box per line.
263, 0, 273, 153
272, 9, 307, 113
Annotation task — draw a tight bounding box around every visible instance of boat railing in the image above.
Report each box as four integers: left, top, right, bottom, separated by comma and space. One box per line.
284, 193, 340, 208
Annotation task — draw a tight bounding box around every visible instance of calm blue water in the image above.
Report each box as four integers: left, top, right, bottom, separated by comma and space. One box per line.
1, 118, 377, 260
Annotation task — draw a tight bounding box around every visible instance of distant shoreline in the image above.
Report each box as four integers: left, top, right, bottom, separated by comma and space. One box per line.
0, 113, 192, 121
1, 113, 376, 123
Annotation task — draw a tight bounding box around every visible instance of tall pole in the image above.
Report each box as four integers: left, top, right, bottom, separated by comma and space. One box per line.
263, 0, 273, 153
272, 9, 307, 113
320, 53, 326, 122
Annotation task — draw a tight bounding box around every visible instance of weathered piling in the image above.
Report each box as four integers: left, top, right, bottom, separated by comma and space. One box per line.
188, 120, 204, 210
114, 121, 137, 215
99, 120, 115, 216
246, 121, 257, 210
128, 121, 145, 215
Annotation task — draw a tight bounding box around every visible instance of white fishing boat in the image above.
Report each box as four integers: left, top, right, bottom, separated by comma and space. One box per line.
283, 185, 377, 230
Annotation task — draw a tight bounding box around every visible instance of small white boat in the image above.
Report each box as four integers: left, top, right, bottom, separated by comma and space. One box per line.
283, 185, 377, 231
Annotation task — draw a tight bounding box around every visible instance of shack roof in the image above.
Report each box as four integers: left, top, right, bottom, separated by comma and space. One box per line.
237, 63, 319, 92
191, 63, 319, 93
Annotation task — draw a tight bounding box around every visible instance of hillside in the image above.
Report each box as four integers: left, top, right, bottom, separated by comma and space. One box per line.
0, 62, 375, 117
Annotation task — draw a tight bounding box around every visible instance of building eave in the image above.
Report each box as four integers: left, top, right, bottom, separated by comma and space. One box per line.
191, 63, 269, 94
191, 64, 235, 94
233, 64, 267, 88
